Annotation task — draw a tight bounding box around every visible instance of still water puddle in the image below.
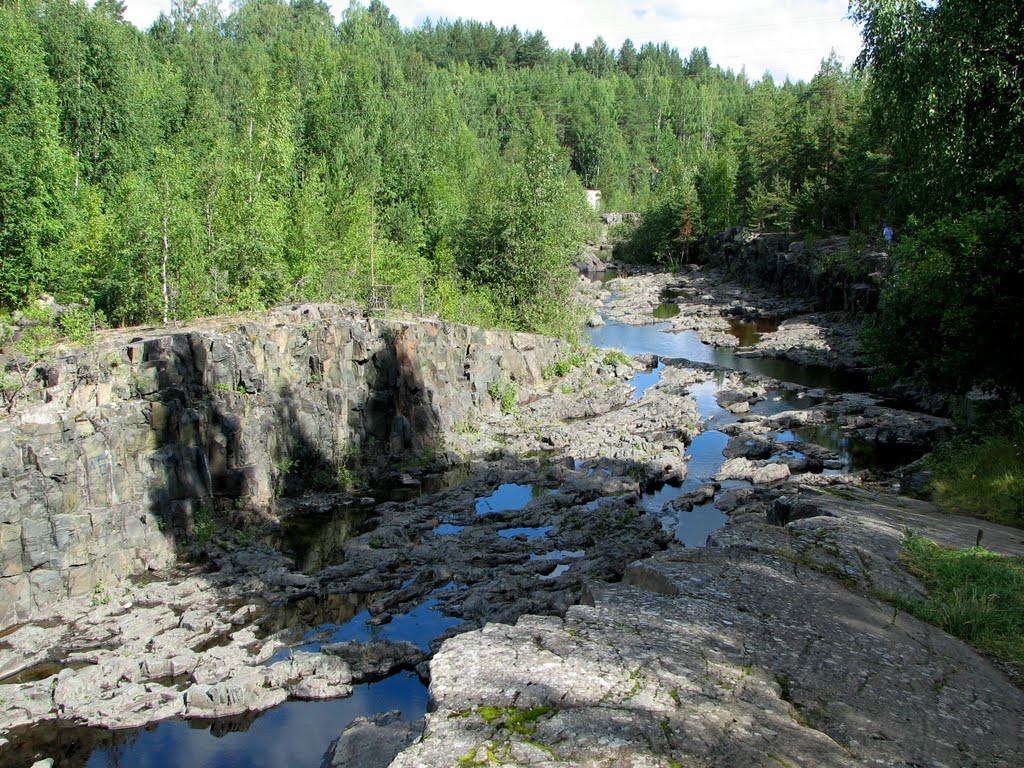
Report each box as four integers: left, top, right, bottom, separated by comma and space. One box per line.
530, 550, 585, 562
727, 318, 781, 347
587, 322, 868, 391
272, 507, 374, 574
674, 502, 729, 548
281, 584, 464, 656
653, 303, 680, 319
540, 564, 571, 580
29, 672, 429, 768
794, 424, 926, 473
497, 526, 553, 540
432, 523, 464, 536
475, 484, 553, 515
629, 360, 665, 401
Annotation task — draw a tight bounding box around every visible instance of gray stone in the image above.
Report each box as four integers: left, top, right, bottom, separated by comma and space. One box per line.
394, 541, 1024, 767
322, 711, 423, 768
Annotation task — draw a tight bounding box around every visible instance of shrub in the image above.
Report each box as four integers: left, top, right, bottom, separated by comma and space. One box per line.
488, 376, 519, 414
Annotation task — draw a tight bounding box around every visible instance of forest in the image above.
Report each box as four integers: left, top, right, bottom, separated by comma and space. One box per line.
1, 0, 1021, 399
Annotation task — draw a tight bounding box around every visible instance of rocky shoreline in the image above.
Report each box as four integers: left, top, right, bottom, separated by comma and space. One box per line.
3, 259, 1021, 767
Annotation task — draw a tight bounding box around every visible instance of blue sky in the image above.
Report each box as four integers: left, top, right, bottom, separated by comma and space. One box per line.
121, 0, 863, 83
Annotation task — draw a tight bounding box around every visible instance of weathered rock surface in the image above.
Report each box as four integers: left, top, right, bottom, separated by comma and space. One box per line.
0, 568, 357, 733
0, 308, 570, 626
706, 228, 887, 315
324, 711, 424, 768
393, 497, 1024, 767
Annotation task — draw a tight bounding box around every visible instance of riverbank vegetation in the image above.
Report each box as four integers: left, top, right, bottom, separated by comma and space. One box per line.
925, 406, 1024, 528
896, 534, 1024, 672
853, 0, 1023, 401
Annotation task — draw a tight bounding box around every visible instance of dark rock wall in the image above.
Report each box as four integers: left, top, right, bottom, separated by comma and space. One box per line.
705, 228, 888, 313
0, 306, 566, 627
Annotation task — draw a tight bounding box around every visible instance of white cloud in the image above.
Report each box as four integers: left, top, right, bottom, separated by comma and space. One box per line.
120, 0, 863, 82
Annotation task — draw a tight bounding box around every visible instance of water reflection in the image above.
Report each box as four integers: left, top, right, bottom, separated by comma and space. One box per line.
794, 424, 926, 473
629, 360, 665, 401
282, 584, 464, 655
2, 673, 427, 768
272, 507, 374, 574
727, 318, 781, 347
674, 502, 729, 548
586, 322, 868, 391
653, 303, 680, 319
475, 484, 551, 515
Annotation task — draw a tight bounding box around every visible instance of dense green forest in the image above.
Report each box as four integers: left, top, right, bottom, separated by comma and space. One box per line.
0, 0, 873, 332
0, 0, 1020, 398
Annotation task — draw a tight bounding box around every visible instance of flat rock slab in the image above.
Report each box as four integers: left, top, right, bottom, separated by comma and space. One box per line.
790, 485, 1024, 557
394, 545, 1024, 767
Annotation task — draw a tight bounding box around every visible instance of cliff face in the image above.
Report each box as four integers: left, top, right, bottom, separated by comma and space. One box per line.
0, 306, 567, 627
705, 228, 888, 313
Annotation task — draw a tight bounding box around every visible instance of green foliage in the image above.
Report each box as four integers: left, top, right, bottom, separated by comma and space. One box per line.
192, 505, 214, 545
626, 168, 704, 268
895, 533, 1024, 669
476, 705, 551, 735
488, 376, 519, 414
925, 406, 1024, 527
91, 580, 111, 606
0, 0, 898, 350
862, 212, 1021, 395
602, 349, 632, 367
852, 0, 1024, 398
541, 349, 590, 379
459, 111, 592, 337
0, 6, 77, 308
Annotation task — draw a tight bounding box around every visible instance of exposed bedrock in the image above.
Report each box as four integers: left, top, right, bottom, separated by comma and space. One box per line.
705, 228, 888, 314
394, 487, 1024, 768
0, 306, 569, 627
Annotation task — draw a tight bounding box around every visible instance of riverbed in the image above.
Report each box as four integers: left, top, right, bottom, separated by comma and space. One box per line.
0, 266, 946, 768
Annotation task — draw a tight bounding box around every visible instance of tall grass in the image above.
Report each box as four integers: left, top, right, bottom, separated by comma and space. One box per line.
897, 534, 1024, 668
927, 405, 1024, 527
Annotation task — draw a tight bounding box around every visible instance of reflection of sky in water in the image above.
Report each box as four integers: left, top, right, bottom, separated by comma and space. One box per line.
530, 550, 584, 561
283, 584, 463, 655
540, 564, 571, 579
587, 323, 716, 362
432, 523, 464, 536
629, 361, 665, 401
84, 672, 427, 768
475, 484, 535, 515
688, 379, 729, 421
675, 502, 729, 548
497, 526, 552, 540
587, 321, 868, 391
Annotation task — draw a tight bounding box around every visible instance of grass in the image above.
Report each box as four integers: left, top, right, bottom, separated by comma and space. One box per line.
895, 533, 1024, 669
541, 349, 591, 380
926, 405, 1024, 527
602, 349, 632, 367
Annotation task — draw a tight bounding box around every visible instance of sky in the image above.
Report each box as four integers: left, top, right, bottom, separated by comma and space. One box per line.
121, 0, 864, 83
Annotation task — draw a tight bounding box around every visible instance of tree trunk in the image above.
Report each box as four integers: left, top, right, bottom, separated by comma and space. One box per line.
162, 213, 170, 325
